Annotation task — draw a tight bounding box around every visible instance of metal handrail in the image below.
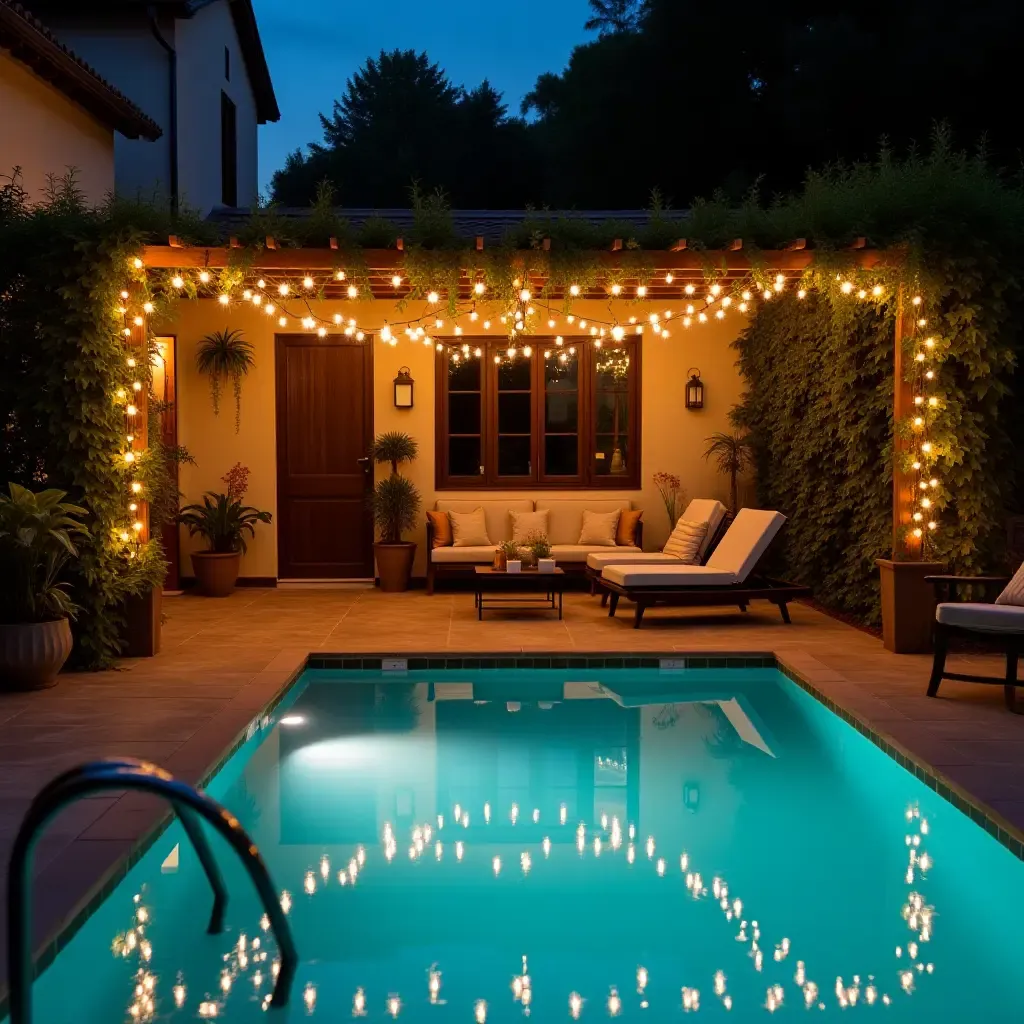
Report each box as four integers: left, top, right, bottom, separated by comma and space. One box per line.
6, 759, 298, 1023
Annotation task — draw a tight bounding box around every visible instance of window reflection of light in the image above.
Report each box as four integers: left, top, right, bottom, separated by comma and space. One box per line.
559, 803, 567, 824
569, 992, 583, 1019
456, 841, 464, 861
475, 999, 487, 1022
608, 988, 621, 1016
353, 988, 366, 1016
388, 995, 401, 1017
542, 837, 551, 857
304, 983, 317, 1011
484, 802, 491, 823
280, 891, 292, 914
279, 715, 305, 726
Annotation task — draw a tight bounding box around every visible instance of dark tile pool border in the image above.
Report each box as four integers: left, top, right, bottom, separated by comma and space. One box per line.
7, 647, 1022, 1014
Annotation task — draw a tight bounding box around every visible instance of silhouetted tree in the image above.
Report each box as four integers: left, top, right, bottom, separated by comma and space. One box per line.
584, 0, 643, 35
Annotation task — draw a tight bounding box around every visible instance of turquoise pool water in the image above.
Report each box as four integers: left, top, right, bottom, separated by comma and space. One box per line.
9, 667, 1023, 1022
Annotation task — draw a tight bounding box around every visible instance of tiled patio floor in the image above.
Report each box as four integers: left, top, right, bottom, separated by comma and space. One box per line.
1, 586, 1022, 986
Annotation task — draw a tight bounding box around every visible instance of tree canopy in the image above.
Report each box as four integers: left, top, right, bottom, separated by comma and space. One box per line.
271, 0, 1024, 210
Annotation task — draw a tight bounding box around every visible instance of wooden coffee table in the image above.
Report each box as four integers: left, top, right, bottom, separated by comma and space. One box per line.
473, 566, 566, 620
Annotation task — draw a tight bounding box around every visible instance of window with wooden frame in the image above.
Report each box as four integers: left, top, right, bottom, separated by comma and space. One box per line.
435, 337, 641, 489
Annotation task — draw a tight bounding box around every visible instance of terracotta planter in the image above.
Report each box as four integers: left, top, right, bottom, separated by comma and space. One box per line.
375, 542, 417, 592
191, 551, 242, 597
877, 558, 945, 654
0, 618, 73, 690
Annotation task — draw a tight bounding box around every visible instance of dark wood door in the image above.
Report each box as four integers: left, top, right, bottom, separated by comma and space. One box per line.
275, 335, 374, 579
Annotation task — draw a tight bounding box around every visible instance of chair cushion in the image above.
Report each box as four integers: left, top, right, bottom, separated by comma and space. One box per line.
431, 545, 496, 564
587, 551, 681, 571
616, 509, 643, 546
706, 509, 786, 581
426, 510, 452, 548
437, 498, 533, 544
579, 509, 621, 546
449, 508, 491, 547
601, 564, 739, 587
936, 601, 1024, 633
662, 518, 708, 563
510, 509, 549, 545
995, 561, 1024, 606
535, 498, 631, 545
553, 544, 641, 563
678, 498, 728, 559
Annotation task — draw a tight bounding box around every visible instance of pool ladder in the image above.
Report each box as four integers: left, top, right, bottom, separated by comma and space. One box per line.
5, 758, 298, 1023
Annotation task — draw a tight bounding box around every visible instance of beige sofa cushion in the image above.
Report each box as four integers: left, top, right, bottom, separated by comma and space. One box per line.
602, 564, 738, 586
579, 509, 621, 546
552, 544, 641, 563
706, 509, 786, 581
535, 498, 631, 545
449, 507, 492, 547
937, 602, 1024, 633
437, 498, 533, 545
511, 509, 549, 544
431, 545, 496, 564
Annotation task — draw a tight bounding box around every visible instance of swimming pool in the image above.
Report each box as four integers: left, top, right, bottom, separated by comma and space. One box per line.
8, 664, 1023, 1022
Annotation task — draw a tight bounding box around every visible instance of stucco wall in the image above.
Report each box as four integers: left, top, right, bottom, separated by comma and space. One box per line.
163, 299, 750, 580
0, 49, 115, 205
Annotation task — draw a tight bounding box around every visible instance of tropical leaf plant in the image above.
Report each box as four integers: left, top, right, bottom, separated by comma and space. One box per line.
178, 492, 272, 554
195, 328, 255, 433
0, 483, 88, 623
703, 432, 756, 512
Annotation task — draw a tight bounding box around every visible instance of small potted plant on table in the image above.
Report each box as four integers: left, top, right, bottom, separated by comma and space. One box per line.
371, 432, 421, 592
0, 484, 87, 690
526, 533, 555, 573
178, 464, 271, 597
497, 539, 520, 572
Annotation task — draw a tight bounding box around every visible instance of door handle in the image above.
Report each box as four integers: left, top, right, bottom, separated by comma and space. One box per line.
357, 457, 371, 473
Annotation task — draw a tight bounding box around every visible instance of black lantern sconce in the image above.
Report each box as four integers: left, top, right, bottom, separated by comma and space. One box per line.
393, 367, 414, 409
685, 367, 705, 410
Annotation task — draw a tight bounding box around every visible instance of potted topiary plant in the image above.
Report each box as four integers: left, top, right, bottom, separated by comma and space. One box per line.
178, 464, 272, 596
0, 483, 87, 690
371, 432, 421, 592
703, 432, 755, 512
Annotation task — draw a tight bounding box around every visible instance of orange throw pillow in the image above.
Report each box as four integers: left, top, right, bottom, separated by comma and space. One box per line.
616, 509, 642, 546
427, 510, 453, 548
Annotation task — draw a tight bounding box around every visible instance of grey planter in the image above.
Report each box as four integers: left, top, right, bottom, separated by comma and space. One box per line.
0, 618, 73, 690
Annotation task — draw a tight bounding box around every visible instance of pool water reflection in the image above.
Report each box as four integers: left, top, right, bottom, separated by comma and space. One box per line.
13, 668, 1024, 1022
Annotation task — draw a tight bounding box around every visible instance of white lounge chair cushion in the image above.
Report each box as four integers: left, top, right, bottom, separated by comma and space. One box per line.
994, 561, 1024, 606
431, 545, 495, 563
601, 564, 739, 587
662, 518, 707, 563
936, 602, 1024, 633
678, 498, 728, 559
586, 551, 682, 571
552, 544, 640, 562
706, 509, 786, 581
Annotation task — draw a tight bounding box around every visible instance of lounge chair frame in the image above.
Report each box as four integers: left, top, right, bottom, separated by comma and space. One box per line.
598, 574, 811, 628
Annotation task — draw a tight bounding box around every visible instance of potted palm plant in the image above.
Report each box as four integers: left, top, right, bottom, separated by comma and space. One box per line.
195, 328, 255, 433
703, 432, 756, 512
371, 432, 421, 592
178, 464, 272, 596
0, 484, 87, 690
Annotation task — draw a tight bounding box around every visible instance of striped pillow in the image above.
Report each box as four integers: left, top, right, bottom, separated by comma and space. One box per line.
662, 518, 708, 563
995, 561, 1024, 606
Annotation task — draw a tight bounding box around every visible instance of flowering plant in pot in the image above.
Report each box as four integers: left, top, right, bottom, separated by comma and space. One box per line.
178, 464, 271, 596
0, 483, 87, 689
370, 433, 421, 592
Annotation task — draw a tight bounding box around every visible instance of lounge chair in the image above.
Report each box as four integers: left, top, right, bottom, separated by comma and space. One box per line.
925, 573, 1022, 713
585, 499, 730, 603
597, 509, 810, 628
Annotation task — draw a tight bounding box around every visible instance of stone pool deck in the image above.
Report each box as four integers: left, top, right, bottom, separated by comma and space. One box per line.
0, 587, 1022, 987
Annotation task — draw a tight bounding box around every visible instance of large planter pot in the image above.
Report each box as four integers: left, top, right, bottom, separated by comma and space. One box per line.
876, 558, 945, 654
375, 542, 416, 593
0, 618, 73, 690
191, 551, 242, 597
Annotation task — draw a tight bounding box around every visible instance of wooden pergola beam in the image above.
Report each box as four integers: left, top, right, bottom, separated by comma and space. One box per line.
140, 245, 888, 273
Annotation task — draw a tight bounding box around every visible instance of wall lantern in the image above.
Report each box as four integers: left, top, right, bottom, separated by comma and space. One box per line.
685, 367, 705, 410
393, 367, 414, 408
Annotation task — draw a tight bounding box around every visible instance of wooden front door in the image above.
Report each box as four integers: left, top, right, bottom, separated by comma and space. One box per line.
275, 335, 374, 579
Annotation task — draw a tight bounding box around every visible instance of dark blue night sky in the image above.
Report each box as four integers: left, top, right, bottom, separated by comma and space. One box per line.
254, 0, 591, 193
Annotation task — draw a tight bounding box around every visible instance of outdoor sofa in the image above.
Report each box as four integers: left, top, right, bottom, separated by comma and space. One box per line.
596, 508, 810, 627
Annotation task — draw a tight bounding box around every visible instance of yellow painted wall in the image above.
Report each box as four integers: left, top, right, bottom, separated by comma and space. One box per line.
0, 50, 115, 206
163, 298, 750, 579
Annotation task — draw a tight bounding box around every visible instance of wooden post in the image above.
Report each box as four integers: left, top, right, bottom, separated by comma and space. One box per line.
892, 285, 917, 558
